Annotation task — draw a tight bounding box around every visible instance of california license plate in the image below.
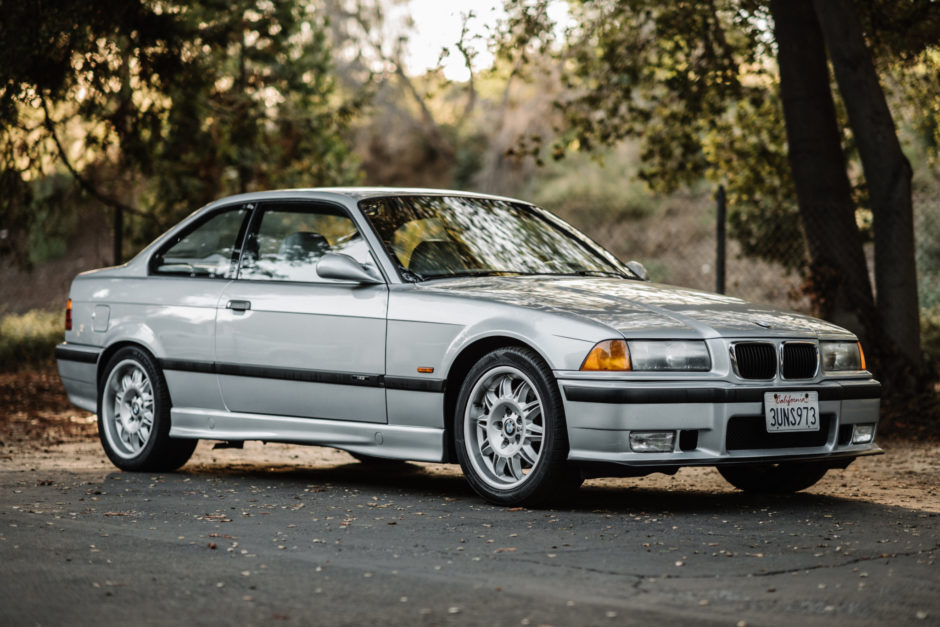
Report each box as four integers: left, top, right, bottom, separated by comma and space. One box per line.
764, 391, 820, 432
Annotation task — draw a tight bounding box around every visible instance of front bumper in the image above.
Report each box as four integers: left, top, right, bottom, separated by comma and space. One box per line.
559, 377, 882, 467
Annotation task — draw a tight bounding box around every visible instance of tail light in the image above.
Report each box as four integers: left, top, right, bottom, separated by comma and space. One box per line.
65, 299, 72, 331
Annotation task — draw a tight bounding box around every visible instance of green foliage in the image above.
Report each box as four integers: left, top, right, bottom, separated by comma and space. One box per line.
503, 0, 938, 273
0, 0, 362, 260
550, 0, 771, 187
507, 0, 812, 267
26, 174, 80, 265
706, 96, 806, 270
921, 305, 940, 381
522, 144, 658, 223
0, 310, 61, 372
916, 202, 940, 309
453, 131, 488, 190
0, 169, 80, 267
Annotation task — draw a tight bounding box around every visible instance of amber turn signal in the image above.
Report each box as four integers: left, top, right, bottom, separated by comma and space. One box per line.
580, 339, 631, 371
857, 342, 866, 371
65, 299, 72, 331
417, 366, 434, 374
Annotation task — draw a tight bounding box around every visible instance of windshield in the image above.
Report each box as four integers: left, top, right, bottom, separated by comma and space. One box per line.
359, 196, 633, 281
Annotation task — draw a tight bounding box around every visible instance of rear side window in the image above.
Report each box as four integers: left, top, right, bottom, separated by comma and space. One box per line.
151, 206, 250, 278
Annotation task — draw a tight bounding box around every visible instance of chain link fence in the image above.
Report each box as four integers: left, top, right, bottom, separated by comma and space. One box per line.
582, 188, 939, 323
915, 194, 940, 313
915, 195, 940, 376
583, 190, 810, 311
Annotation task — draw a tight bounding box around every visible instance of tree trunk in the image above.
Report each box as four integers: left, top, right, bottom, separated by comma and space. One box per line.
813, 0, 923, 392
769, 0, 882, 361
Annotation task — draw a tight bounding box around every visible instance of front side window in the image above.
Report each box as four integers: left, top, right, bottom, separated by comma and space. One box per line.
151, 206, 250, 278
238, 203, 373, 283
360, 196, 632, 280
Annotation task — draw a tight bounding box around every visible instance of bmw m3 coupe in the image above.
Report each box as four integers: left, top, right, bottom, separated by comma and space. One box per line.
55, 188, 881, 505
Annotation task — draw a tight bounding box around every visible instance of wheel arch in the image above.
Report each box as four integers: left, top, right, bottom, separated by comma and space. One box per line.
96, 341, 163, 398
441, 335, 546, 463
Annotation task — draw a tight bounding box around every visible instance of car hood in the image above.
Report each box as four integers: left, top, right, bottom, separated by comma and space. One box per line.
416, 276, 852, 339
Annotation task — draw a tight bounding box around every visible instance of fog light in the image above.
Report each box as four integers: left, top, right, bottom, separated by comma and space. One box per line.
852, 424, 875, 444
629, 431, 675, 453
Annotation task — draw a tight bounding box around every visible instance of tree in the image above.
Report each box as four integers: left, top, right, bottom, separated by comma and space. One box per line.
770, 0, 878, 353
813, 0, 921, 381
0, 0, 360, 265
500, 0, 937, 394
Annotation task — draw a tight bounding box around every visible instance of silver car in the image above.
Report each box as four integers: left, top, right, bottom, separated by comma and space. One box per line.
55, 188, 881, 506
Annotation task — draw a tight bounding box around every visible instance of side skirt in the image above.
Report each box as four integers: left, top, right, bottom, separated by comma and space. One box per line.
169, 408, 446, 462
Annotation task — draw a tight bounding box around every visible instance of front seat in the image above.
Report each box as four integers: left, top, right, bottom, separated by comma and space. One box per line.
409, 240, 467, 276
279, 231, 330, 262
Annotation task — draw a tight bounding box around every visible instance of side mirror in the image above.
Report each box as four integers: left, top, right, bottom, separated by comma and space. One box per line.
625, 260, 650, 281
316, 253, 383, 284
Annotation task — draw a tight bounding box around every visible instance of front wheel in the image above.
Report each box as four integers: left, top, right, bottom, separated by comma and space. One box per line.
454, 347, 582, 506
718, 462, 829, 493
98, 346, 197, 472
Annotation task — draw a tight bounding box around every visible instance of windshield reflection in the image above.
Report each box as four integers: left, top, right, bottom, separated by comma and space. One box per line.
360, 196, 632, 280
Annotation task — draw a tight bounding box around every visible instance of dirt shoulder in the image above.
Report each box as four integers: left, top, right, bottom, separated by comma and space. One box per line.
2, 367, 939, 514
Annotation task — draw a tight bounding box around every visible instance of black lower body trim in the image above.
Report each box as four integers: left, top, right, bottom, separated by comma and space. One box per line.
161, 358, 214, 374
55, 343, 101, 364
563, 381, 881, 404
385, 376, 446, 393
159, 358, 444, 393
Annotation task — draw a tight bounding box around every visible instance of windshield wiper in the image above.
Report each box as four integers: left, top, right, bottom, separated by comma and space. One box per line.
535, 270, 628, 278
417, 269, 528, 280
575, 270, 629, 278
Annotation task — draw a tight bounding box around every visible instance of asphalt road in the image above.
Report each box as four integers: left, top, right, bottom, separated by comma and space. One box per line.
1, 448, 938, 626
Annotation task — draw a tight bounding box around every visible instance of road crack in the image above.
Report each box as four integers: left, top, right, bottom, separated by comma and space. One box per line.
751, 544, 940, 577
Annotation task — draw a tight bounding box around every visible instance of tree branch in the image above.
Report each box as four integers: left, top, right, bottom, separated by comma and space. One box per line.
39, 94, 155, 223
348, 11, 453, 157
455, 11, 478, 125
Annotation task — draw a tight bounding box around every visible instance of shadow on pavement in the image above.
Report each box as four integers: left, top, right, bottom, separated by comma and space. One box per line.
167, 457, 934, 517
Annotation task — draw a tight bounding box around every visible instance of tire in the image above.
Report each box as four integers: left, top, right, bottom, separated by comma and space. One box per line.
454, 347, 582, 506
97, 346, 197, 472
718, 462, 829, 494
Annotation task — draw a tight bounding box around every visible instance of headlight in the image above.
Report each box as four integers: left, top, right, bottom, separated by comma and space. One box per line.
821, 341, 865, 371
580, 339, 711, 372
628, 340, 711, 371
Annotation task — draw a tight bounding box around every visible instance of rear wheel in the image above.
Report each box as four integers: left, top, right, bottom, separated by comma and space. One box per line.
454, 347, 582, 506
718, 462, 829, 493
98, 346, 196, 472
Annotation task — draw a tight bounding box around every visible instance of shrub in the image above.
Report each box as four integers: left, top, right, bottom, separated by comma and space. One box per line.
0, 309, 62, 372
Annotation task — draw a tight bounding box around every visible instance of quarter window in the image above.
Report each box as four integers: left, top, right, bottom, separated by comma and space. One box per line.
238, 204, 374, 283
151, 206, 249, 278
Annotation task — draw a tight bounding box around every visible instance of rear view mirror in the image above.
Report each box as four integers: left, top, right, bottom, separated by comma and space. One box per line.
626, 260, 650, 281
316, 253, 383, 284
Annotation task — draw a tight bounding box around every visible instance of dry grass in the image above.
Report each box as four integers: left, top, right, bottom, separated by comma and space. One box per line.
0, 310, 62, 371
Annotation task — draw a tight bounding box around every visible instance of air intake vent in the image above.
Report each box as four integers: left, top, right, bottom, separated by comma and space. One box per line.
733, 342, 777, 379
783, 343, 818, 379
726, 414, 833, 450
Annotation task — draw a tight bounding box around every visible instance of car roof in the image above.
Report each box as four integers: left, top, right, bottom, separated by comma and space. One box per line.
201, 187, 530, 209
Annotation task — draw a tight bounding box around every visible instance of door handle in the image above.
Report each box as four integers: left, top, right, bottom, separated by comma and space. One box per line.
226, 300, 251, 312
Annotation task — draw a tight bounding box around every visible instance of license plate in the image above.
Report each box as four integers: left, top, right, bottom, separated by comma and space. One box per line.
764, 391, 820, 432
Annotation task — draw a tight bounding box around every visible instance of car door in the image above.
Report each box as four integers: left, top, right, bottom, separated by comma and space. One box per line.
214, 200, 389, 423
145, 203, 252, 412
